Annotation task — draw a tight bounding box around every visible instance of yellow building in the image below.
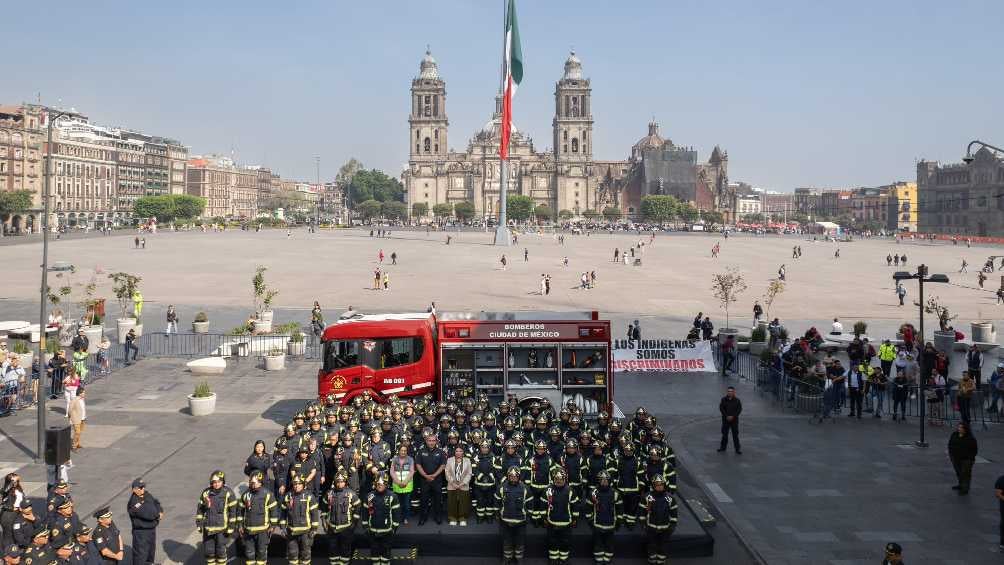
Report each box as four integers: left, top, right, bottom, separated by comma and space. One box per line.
886, 181, 917, 232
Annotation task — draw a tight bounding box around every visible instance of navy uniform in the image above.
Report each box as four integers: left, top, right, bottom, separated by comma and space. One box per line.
237, 474, 277, 565
25, 528, 54, 565
559, 441, 585, 505
11, 504, 39, 549
289, 449, 318, 495
325, 474, 361, 565
544, 469, 578, 565
495, 467, 530, 565
91, 508, 124, 565
472, 442, 498, 523
414, 439, 446, 525
494, 441, 525, 484
641, 447, 677, 496
73, 526, 102, 565
46, 500, 81, 550
587, 471, 622, 564
614, 443, 643, 528
364, 476, 400, 565
195, 471, 237, 565
271, 441, 292, 499
528, 441, 556, 523
642, 476, 678, 565
46, 482, 71, 522
281, 477, 320, 565
126, 479, 162, 565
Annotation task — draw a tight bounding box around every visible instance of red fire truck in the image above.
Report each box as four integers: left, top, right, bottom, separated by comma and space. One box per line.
317, 311, 612, 415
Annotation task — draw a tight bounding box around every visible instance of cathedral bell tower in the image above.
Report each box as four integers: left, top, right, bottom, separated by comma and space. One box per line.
409, 49, 448, 160
553, 51, 593, 162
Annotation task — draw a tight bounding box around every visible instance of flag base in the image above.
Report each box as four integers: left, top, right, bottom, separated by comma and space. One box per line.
493, 225, 512, 246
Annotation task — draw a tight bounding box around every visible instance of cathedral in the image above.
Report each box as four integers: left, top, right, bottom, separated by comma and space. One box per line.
403, 49, 734, 221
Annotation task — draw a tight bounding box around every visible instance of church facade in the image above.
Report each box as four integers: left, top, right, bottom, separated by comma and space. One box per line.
403, 49, 734, 221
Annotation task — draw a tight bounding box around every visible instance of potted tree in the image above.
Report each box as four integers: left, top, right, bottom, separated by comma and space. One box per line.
109, 272, 142, 344
258, 290, 278, 333
251, 266, 278, 333
265, 347, 286, 371
852, 321, 868, 339
761, 279, 784, 330
749, 324, 768, 356
192, 312, 210, 334
11, 340, 33, 370
922, 296, 957, 353
287, 324, 306, 356
77, 274, 103, 353
187, 381, 216, 416
711, 268, 747, 344
44, 338, 61, 366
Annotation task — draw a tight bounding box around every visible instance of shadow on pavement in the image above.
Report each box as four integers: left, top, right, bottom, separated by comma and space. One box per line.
262, 399, 314, 425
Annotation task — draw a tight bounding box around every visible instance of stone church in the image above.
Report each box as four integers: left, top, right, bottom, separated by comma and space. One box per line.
403, 49, 734, 221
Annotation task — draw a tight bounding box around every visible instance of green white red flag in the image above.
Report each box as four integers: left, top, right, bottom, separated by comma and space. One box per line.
499, 0, 523, 161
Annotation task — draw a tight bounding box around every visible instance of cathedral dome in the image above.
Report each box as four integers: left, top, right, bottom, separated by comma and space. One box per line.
419, 49, 439, 80
563, 50, 582, 80
633, 121, 669, 152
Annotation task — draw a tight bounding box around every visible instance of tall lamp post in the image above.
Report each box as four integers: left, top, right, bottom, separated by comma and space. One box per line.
893, 264, 949, 448
37, 109, 69, 462
962, 140, 1004, 163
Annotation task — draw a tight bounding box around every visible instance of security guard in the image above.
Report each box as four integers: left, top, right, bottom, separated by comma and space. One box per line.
544, 469, 577, 565
586, 470, 621, 564
237, 472, 277, 565
126, 479, 162, 565
364, 475, 400, 565
281, 476, 320, 565
195, 471, 237, 565
325, 473, 360, 565
91, 508, 125, 565
495, 466, 530, 565
528, 440, 556, 523
472, 441, 498, 523
614, 442, 643, 529
46, 499, 81, 550
642, 475, 677, 565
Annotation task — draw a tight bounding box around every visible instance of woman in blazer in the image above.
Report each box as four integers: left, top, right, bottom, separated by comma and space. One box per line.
444, 445, 472, 526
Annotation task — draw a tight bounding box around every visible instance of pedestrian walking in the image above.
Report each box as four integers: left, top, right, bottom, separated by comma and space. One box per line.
127, 478, 163, 565
134, 236, 139, 249
700, 317, 714, 341
752, 301, 763, 326
165, 305, 178, 335
373, 269, 381, 290
540, 275, 547, 296
960, 259, 968, 273
382, 271, 389, 290
196, 471, 237, 565
311, 301, 324, 337
958, 371, 976, 424
995, 473, 1004, 551
124, 329, 139, 364
68, 388, 86, 450
948, 422, 978, 495
717, 386, 742, 454
524, 248, 528, 262
720, 334, 735, 377
500, 255, 507, 271
613, 248, 619, 263
895, 283, 907, 306
390, 252, 397, 265
778, 264, 786, 281
545, 275, 551, 295
140, 238, 146, 249
378, 249, 384, 263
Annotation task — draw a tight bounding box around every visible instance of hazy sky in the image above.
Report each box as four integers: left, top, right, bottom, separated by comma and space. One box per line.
5, 0, 1002, 190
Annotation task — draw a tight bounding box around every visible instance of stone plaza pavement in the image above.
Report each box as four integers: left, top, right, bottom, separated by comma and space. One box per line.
0, 358, 757, 565
615, 370, 1004, 565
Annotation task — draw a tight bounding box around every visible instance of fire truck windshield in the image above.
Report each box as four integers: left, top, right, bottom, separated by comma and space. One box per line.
323, 337, 425, 371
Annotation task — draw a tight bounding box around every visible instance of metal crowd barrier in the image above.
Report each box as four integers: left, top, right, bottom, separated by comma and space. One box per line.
136, 332, 321, 360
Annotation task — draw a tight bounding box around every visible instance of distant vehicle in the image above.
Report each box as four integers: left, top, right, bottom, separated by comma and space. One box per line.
48, 261, 74, 272
691, 223, 705, 232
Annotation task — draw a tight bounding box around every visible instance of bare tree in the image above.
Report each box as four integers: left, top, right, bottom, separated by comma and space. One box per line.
711, 268, 748, 330
762, 279, 785, 320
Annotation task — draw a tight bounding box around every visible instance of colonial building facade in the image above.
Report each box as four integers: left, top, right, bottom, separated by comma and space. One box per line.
186, 155, 258, 219
0, 104, 43, 233
918, 148, 1004, 237
403, 49, 733, 221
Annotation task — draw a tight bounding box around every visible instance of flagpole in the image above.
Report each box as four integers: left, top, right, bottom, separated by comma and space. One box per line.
494, 0, 512, 246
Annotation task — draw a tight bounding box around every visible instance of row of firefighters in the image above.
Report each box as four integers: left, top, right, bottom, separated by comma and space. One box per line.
197, 394, 681, 565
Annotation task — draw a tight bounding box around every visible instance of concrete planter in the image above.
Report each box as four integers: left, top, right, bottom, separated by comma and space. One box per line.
749, 341, 768, 356
117, 318, 137, 344
933, 330, 955, 354
255, 319, 273, 333
717, 328, 739, 344
264, 353, 285, 371
188, 393, 217, 416
287, 340, 306, 356
971, 321, 997, 344
133, 324, 143, 338
192, 321, 210, 334
260, 310, 274, 323
81, 325, 103, 354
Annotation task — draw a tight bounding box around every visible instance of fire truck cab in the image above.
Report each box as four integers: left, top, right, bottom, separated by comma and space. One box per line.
318, 311, 612, 416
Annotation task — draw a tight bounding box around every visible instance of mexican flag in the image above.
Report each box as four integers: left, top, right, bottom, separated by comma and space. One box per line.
499, 0, 523, 161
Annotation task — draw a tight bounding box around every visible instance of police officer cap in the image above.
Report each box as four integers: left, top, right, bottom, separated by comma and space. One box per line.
57, 499, 73, 510
92, 507, 113, 520
18, 500, 32, 512
884, 542, 902, 555
75, 525, 92, 537
131, 478, 145, 489
5, 545, 20, 558
53, 480, 69, 490
59, 541, 75, 551
32, 526, 50, 539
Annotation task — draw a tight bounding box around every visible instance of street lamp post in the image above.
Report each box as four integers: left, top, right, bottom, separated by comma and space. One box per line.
962, 140, 1004, 163
893, 264, 949, 448
37, 109, 69, 463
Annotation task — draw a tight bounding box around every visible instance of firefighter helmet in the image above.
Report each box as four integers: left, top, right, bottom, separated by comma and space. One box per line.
649, 446, 662, 459
534, 439, 547, 450
504, 439, 518, 450
506, 466, 521, 481
209, 470, 225, 483
596, 470, 611, 484
651, 474, 666, 487
565, 439, 578, 450
552, 468, 568, 483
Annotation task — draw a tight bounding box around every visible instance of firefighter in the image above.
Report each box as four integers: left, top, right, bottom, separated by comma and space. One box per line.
195, 471, 237, 565
325, 473, 360, 565
494, 440, 525, 484
364, 475, 400, 565
496, 466, 530, 565
472, 441, 498, 523
587, 470, 621, 564
614, 442, 643, 529
364, 430, 393, 496
237, 472, 277, 565
642, 475, 677, 565
565, 414, 585, 443
591, 411, 611, 443
281, 476, 320, 565
559, 440, 585, 505
532, 415, 550, 445
289, 448, 318, 496
544, 468, 577, 565
584, 441, 613, 494
546, 428, 565, 460
642, 447, 677, 496
528, 440, 556, 524
627, 407, 648, 444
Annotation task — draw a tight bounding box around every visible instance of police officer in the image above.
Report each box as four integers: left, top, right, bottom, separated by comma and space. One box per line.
55, 540, 82, 565
237, 472, 277, 565
46, 481, 71, 522
24, 528, 53, 565
126, 479, 162, 565
91, 508, 125, 565
544, 469, 577, 565
325, 473, 360, 565
495, 467, 529, 565
195, 471, 237, 565
364, 475, 400, 565
46, 499, 81, 550
73, 526, 101, 565
272, 439, 292, 500
882, 542, 904, 564
281, 476, 320, 565
614, 442, 643, 529
415, 434, 446, 525
10, 502, 38, 549
642, 475, 677, 565
587, 470, 621, 564
528, 440, 556, 524
472, 441, 498, 523
2, 545, 20, 565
